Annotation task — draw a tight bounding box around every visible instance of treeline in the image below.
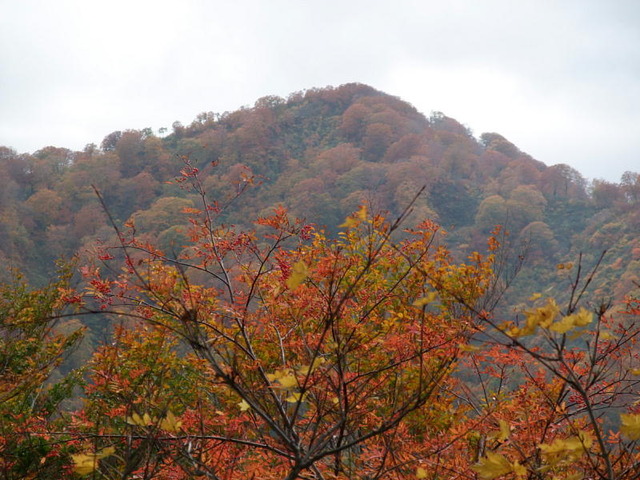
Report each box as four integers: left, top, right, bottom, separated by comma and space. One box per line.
0, 83, 638, 303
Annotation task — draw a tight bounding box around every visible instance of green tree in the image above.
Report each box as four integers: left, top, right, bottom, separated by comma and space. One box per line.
0, 268, 84, 479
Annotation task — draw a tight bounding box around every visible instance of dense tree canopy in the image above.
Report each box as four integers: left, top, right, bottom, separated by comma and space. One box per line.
1, 162, 639, 479
0, 84, 639, 478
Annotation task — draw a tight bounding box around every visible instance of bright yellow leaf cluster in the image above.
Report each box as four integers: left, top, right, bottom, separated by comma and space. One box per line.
72, 447, 115, 475
549, 308, 593, 333
493, 419, 510, 443
472, 451, 526, 479
125, 411, 182, 432
267, 369, 298, 390
296, 356, 325, 376
126, 412, 154, 426
412, 292, 438, 308
339, 205, 368, 228
285, 391, 307, 403
507, 299, 560, 337
538, 432, 592, 467
286, 261, 309, 290
267, 368, 309, 403
159, 410, 182, 432
506, 300, 593, 337
620, 413, 640, 440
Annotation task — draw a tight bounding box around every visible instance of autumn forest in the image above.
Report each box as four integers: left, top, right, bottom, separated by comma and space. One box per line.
1, 83, 640, 479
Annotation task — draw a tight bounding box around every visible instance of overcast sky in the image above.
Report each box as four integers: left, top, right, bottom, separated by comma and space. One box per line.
1, 0, 638, 182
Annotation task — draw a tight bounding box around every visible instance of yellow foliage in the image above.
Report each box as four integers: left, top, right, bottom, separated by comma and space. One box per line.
285, 392, 307, 403
340, 205, 368, 228
538, 432, 591, 467
159, 411, 182, 432
126, 412, 154, 426
286, 261, 308, 290
510, 299, 560, 337
571, 308, 593, 327
512, 461, 527, 477
238, 399, 251, 411
551, 308, 593, 333
459, 343, 481, 352
549, 316, 576, 334
599, 330, 615, 341
497, 419, 510, 442
620, 413, 640, 440
472, 451, 514, 479
412, 292, 438, 307
72, 447, 115, 475
268, 368, 299, 390
416, 466, 428, 478
297, 356, 326, 376
277, 373, 298, 389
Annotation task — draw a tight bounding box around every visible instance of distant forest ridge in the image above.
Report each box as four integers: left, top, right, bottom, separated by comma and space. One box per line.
0, 82, 638, 305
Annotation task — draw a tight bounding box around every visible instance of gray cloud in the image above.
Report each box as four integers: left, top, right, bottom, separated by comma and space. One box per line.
0, 0, 638, 181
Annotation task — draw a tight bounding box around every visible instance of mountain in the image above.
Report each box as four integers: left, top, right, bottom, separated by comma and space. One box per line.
0, 83, 638, 306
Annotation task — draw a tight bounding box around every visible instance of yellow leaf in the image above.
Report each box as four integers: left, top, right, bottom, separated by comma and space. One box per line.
630, 368, 640, 376
297, 357, 325, 375
286, 261, 308, 290
340, 216, 358, 228
552, 308, 593, 333
579, 431, 593, 449
556, 262, 573, 270
238, 399, 251, 412
285, 391, 307, 403
512, 460, 526, 477
71, 447, 115, 475
413, 292, 438, 307
416, 466, 428, 478
72, 454, 99, 476
621, 413, 640, 440
539, 437, 580, 455
98, 446, 115, 458
277, 372, 298, 390
599, 330, 615, 341
459, 343, 480, 352
356, 205, 368, 220
572, 308, 593, 327
160, 411, 182, 433
539, 433, 591, 466
497, 419, 510, 442
339, 205, 368, 228
550, 315, 576, 334
472, 451, 513, 479
125, 412, 141, 425
126, 412, 154, 426
529, 293, 542, 301
521, 298, 560, 335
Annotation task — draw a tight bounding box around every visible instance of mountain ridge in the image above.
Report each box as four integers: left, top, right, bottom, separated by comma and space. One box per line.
0, 82, 638, 305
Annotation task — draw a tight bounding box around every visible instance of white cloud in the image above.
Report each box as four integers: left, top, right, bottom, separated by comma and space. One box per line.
0, 0, 638, 181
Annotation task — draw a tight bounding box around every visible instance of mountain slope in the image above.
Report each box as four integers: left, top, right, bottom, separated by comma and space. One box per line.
0, 83, 638, 305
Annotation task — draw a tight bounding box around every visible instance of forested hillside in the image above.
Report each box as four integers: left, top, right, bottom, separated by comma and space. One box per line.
1, 83, 637, 304
2, 83, 640, 479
